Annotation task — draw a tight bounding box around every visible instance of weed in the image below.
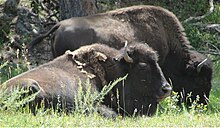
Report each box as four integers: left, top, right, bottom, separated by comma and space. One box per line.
0, 85, 39, 113
158, 91, 182, 115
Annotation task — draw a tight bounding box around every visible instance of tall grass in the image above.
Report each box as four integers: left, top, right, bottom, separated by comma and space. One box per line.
0, 85, 39, 112
73, 76, 127, 115
0, 0, 220, 127
0, 48, 29, 84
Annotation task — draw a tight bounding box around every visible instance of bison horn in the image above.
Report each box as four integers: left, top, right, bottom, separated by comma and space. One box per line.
197, 58, 208, 73
123, 41, 133, 63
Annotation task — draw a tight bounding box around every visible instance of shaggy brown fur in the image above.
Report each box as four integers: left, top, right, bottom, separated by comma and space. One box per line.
28, 5, 212, 105
1, 43, 172, 117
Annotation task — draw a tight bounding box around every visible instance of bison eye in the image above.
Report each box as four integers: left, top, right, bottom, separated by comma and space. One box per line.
138, 62, 151, 71
138, 62, 147, 68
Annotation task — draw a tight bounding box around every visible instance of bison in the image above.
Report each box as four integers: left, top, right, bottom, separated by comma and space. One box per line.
1, 43, 172, 117
28, 5, 212, 105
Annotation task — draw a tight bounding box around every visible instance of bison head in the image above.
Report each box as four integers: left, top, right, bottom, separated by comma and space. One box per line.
111, 42, 172, 116
178, 51, 213, 105
65, 42, 172, 116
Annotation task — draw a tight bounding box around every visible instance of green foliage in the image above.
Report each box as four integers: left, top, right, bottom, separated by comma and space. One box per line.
182, 2, 220, 51
0, 61, 9, 83
158, 92, 182, 115
208, 61, 220, 113
203, 4, 220, 23
0, 0, 220, 127
0, 0, 5, 4
170, 0, 208, 20
0, 48, 29, 83
0, 85, 39, 112
184, 24, 220, 50
122, 0, 209, 20
74, 75, 127, 114
159, 91, 210, 117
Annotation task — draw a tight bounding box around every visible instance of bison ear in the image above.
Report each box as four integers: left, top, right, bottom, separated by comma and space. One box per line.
95, 52, 107, 62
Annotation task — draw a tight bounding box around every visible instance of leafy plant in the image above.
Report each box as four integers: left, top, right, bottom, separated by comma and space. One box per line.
0, 85, 39, 112
74, 75, 127, 115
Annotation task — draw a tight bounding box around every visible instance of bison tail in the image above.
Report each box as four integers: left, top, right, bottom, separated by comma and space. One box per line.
26, 35, 46, 49
27, 23, 61, 49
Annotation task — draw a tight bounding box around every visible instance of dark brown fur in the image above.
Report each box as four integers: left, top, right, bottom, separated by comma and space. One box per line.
29, 5, 212, 105
2, 43, 171, 117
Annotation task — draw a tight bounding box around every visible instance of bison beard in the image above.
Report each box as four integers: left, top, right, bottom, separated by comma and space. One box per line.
1, 43, 171, 117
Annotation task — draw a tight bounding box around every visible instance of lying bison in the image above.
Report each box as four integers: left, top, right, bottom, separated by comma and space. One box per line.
1, 43, 171, 117
29, 5, 212, 105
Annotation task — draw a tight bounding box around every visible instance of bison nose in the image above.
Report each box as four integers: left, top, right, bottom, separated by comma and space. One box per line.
157, 83, 172, 102
161, 83, 172, 95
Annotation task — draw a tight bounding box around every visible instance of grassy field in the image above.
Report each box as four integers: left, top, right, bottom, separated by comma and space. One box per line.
0, 103, 220, 127
0, 112, 220, 127
0, 0, 220, 127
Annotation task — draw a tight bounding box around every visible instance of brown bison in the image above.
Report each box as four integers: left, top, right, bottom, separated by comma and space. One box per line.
28, 5, 212, 105
1, 43, 171, 117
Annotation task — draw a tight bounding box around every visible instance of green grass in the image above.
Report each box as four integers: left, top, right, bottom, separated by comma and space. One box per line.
0, 109, 220, 127
203, 4, 220, 23
0, 0, 220, 127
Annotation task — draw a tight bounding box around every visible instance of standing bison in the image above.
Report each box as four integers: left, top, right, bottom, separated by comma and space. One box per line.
1, 43, 171, 117
29, 5, 212, 105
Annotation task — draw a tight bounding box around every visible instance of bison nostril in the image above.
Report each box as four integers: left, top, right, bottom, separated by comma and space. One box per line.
162, 83, 172, 94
